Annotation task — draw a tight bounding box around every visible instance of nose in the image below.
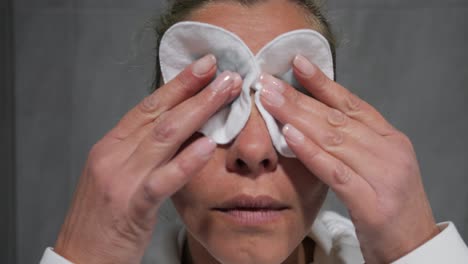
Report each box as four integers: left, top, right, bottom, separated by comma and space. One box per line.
226, 101, 278, 175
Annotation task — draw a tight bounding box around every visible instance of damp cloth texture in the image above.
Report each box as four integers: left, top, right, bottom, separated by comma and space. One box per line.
159, 21, 334, 157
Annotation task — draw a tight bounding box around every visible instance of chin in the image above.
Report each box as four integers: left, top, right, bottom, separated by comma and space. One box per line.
201, 234, 298, 264
185, 213, 305, 264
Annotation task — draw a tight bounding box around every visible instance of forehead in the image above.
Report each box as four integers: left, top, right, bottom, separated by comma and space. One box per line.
187, 1, 314, 55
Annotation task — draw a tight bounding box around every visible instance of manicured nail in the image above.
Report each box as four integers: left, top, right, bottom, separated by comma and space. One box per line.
261, 84, 285, 107
228, 73, 243, 101
196, 138, 217, 160
192, 54, 217, 77
211, 71, 234, 92
259, 73, 285, 107
282, 124, 305, 145
232, 73, 242, 88
293, 55, 316, 77
259, 73, 285, 93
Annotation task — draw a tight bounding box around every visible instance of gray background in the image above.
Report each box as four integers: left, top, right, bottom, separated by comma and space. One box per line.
2, 0, 16, 263
13, 0, 468, 263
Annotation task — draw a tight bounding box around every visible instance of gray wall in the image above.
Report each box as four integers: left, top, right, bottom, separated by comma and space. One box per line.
2, 0, 16, 263
14, 0, 468, 263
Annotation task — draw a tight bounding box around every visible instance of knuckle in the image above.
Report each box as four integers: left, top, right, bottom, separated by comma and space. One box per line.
139, 94, 160, 114
142, 181, 162, 204
151, 119, 178, 144
87, 142, 102, 161
323, 129, 344, 147
87, 143, 113, 176
327, 109, 348, 127
344, 93, 362, 114
86, 143, 121, 204
397, 132, 413, 147
391, 131, 415, 151
333, 163, 351, 185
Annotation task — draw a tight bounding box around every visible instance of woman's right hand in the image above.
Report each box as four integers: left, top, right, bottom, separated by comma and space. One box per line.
54, 54, 242, 264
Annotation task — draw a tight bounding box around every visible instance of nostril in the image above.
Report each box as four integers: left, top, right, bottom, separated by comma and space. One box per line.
233, 158, 276, 173
236, 159, 246, 168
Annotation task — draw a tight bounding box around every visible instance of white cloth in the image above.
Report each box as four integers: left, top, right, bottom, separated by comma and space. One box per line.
40, 211, 468, 264
159, 21, 334, 157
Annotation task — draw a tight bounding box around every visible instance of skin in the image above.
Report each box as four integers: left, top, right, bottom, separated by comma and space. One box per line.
54, 0, 440, 264
173, 2, 329, 264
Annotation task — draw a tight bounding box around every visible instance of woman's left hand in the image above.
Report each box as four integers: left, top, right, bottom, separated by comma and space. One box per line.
259, 55, 440, 263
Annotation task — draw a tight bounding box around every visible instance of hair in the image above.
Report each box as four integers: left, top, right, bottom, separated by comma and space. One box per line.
152, 0, 336, 90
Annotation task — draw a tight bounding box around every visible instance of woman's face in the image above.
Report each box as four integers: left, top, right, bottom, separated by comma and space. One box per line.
171, 1, 329, 263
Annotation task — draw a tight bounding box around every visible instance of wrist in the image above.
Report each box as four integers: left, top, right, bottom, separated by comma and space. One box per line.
361, 222, 440, 264
54, 230, 146, 264
369, 223, 440, 263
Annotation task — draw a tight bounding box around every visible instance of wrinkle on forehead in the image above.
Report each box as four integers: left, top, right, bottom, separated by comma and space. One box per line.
186, 0, 314, 54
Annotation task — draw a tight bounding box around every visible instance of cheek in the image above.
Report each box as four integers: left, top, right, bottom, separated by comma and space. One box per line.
172, 132, 222, 216
170, 151, 223, 229
281, 158, 329, 227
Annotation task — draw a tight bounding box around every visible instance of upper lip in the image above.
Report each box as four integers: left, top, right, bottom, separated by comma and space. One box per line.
213, 195, 290, 211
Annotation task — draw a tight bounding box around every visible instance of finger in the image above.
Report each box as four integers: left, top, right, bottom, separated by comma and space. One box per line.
108, 54, 218, 140
282, 124, 376, 216
258, 72, 384, 156
258, 72, 329, 117
126, 71, 242, 172
129, 137, 216, 222
292, 55, 396, 136
261, 74, 389, 177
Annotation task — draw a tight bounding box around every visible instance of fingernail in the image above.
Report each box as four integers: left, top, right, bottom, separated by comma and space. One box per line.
196, 138, 217, 160
283, 124, 305, 145
293, 55, 316, 77
228, 73, 243, 101
233, 73, 242, 88
211, 71, 234, 92
259, 73, 285, 93
261, 87, 285, 107
193, 54, 217, 77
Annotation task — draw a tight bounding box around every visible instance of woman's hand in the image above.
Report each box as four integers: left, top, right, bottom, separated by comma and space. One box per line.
259, 55, 440, 263
54, 54, 242, 264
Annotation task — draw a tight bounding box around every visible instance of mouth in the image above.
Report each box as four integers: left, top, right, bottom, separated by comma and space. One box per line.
212, 195, 291, 225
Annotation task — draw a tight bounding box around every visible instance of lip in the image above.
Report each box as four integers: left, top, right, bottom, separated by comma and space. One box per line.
213, 195, 290, 211
212, 195, 291, 226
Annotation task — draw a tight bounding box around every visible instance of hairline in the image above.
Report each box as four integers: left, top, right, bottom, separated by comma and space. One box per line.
153, 0, 335, 90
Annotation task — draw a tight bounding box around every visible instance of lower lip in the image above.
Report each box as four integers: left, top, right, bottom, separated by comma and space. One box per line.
214, 209, 288, 226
